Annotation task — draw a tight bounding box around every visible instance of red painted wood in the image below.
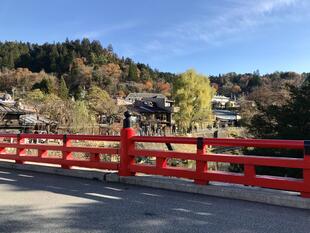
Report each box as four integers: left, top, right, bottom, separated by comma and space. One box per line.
119, 128, 136, 176
129, 149, 196, 160
0, 132, 307, 197
204, 138, 303, 149
195, 142, 208, 185
301, 147, 310, 197
206, 154, 306, 168
129, 164, 196, 179
132, 136, 197, 144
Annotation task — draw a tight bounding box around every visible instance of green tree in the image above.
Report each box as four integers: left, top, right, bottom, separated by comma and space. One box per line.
32, 77, 55, 94
59, 76, 69, 99
24, 89, 45, 113
249, 77, 310, 140
86, 85, 118, 116
70, 101, 96, 134
173, 69, 215, 133
128, 63, 138, 81
241, 79, 310, 178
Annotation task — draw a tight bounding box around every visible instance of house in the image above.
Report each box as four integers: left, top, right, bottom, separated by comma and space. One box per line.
0, 98, 57, 133
213, 109, 241, 127
125, 93, 179, 135
125, 93, 167, 104
19, 114, 58, 133
0, 103, 26, 130
212, 95, 230, 109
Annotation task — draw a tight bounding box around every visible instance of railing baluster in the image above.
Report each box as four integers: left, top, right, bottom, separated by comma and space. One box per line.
301, 141, 310, 198
90, 153, 100, 162
119, 111, 136, 176
16, 134, 25, 164
244, 164, 256, 185
62, 134, 72, 169
156, 157, 167, 169
195, 137, 208, 185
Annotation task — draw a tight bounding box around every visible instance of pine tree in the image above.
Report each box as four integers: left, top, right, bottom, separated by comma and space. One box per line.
128, 63, 138, 81
59, 76, 69, 99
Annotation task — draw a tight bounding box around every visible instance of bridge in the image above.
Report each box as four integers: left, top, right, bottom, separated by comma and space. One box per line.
0, 113, 309, 232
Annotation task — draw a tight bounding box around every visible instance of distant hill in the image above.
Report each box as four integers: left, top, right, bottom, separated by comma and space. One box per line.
0, 39, 308, 99
0, 39, 176, 97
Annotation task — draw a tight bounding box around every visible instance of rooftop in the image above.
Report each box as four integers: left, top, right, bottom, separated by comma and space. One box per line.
126, 93, 166, 100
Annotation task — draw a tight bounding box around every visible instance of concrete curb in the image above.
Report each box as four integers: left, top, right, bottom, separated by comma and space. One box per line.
1, 161, 310, 210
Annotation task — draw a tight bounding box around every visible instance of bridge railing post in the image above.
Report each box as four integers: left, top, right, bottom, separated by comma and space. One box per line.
62, 134, 72, 169
195, 137, 208, 185
301, 140, 310, 198
119, 111, 136, 176
15, 134, 25, 164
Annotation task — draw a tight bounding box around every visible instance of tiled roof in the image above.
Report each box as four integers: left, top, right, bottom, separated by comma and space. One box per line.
19, 114, 57, 125
0, 104, 26, 115
126, 93, 166, 99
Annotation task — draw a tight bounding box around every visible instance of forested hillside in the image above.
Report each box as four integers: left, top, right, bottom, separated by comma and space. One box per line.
1, 39, 308, 100
0, 39, 309, 136
0, 39, 176, 98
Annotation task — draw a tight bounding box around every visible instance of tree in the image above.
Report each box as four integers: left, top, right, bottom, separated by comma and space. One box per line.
70, 101, 96, 134
249, 77, 310, 140
24, 89, 45, 113
156, 81, 171, 96
128, 63, 138, 81
59, 76, 69, 99
32, 77, 56, 94
86, 86, 117, 116
144, 80, 153, 91
243, 77, 310, 178
173, 69, 215, 133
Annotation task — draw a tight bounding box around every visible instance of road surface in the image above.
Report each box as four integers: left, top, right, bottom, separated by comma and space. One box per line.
0, 167, 309, 233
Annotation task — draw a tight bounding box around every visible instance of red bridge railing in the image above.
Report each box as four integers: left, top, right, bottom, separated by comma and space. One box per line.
0, 133, 120, 170
0, 114, 309, 198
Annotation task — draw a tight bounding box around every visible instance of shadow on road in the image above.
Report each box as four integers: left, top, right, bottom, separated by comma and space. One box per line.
0, 167, 309, 233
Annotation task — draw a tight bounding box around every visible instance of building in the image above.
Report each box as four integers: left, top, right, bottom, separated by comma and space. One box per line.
19, 114, 58, 133
0, 97, 57, 133
0, 103, 26, 131
125, 93, 179, 135
125, 93, 167, 104
213, 109, 241, 127
212, 95, 230, 109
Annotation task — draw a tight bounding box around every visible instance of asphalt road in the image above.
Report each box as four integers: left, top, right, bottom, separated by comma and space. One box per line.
0, 168, 309, 233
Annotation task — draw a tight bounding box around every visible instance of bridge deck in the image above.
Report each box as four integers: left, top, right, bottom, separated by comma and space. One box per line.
0, 168, 309, 233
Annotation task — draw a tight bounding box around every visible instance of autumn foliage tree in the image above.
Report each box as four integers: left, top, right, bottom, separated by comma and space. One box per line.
173, 69, 215, 133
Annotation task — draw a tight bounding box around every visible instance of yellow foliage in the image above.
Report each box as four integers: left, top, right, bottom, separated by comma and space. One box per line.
173, 69, 215, 132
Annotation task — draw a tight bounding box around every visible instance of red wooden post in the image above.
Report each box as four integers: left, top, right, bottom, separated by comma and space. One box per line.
195, 137, 208, 185
119, 111, 136, 176
0, 145, 6, 154
16, 134, 25, 164
0, 136, 6, 154
62, 135, 73, 169
301, 141, 310, 198
244, 164, 256, 185
90, 153, 100, 162
156, 157, 167, 169
38, 149, 48, 158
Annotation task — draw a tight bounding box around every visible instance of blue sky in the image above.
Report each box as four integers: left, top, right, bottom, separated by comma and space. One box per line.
0, 0, 310, 75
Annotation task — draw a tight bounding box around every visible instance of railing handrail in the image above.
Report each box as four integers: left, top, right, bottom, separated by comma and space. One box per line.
0, 128, 308, 198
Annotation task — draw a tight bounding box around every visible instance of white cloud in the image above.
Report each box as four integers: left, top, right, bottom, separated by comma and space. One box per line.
120, 0, 308, 65
175, 0, 301, 44
255, 0, 298, 13
136, 0, 307, 60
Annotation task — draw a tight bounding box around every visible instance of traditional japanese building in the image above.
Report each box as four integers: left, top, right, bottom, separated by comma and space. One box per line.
125, 93, 179, 135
